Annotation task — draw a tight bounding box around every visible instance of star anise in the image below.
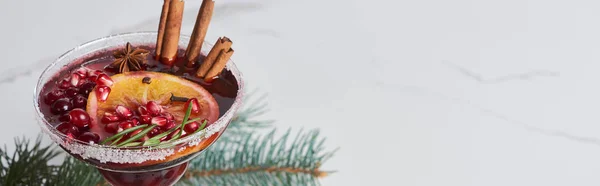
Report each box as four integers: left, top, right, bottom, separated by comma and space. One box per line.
110, 42, 149, 73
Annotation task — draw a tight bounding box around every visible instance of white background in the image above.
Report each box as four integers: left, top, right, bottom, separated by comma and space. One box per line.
2, 0, 600, 185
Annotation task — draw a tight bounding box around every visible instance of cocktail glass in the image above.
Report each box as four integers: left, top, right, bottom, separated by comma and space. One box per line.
33, 32, 244, 186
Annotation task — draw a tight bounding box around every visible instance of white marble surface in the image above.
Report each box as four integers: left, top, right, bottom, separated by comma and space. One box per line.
3, 0, 600, 185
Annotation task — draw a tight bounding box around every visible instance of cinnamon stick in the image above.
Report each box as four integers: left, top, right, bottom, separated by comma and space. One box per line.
159, 0, 185, 65
155, 0, 171, 59
185, 0, 215, 67
204, 48, 234, 81
196, 37, 232, 77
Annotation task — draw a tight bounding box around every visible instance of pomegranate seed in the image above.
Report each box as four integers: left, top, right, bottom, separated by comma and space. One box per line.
151, 116, 168, 126
127, 129, 150, 142
74, 68, 88, 78
51, 98, 73, 115
115, 105, 133, 119
162, 113, 174, 121
69, 73, 81, 87
131, 117, 140, 126
138, 106, 149, 115
78, 132, 100, 144
65, 87, 79, 98
119, 121, 134, 130
129, 129, 142, 137
87, 75, 98, 82
95, 86, 111, 102
66, 133, 75, 139
148, 128, 160, 137
44, 89, 65, 105
101, 112, 121, 123
79, 82, 96, 95
68, 108, 90, 128
96, 74, 114, 87
72, 95, 87, 108
184, 121, 200, 134
146, 101, 162, 116
184, 98, 201, 114
91, 70, 104, 76
104, 123, 120, 134
56, 122, 80, 137
58, 78, 71, 89
58, 114, 71, 122
160, 120, 176, 130
140, 115, 152, 124
164, 129, 181, 141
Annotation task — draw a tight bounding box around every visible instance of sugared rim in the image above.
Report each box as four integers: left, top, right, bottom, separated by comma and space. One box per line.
33, 32, 244, 153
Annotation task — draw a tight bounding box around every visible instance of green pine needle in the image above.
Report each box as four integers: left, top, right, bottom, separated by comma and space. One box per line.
179, 129, 335, 186
0, 91, 336, 185
0, 136, 60, 185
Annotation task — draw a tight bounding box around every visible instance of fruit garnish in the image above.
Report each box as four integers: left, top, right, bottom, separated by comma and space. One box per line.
86, 71, 219, 142
99, 102, 209, 147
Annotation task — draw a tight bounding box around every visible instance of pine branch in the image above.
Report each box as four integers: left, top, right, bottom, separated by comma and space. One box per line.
179, 129, 336, 186
0, 136, 60, 186
50, 157, 103, 186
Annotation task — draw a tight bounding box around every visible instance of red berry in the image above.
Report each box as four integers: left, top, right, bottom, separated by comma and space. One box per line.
68, 108, 90, 128
148, 128, 160, 138
146, 101, 162, 116
74, 68, 88, 78
96, 86, 111, 102
160, 120, 176, 131
87, 75, 98, 82
184, 98, 201, 114
119, 121, 134, 130
56, 122, 80, 137
78, 132, 100, 144
164, 129, 181, 141
101, 112, 121, 123
51, 98, 73, 115
65, 87, 79, 98
44, 89, 65, 105
58, 78, 71, 89
96, 74, 114, 87
58, 114, 71, 122
90, 70, 104, 76
115, 105, 133, 119
183, 121, 200, 134
138, 106, 149, 115
70, 73, 81, 87
105, 123, 120, 134
128, 129, 149, 142
162, 113, 174, 121
79, 82, 96, 95
131, 117, 140, 126
140, 115, 152, 124
151, 116, 168, 126
72, 95, 87, 108
129, 129, 142, 136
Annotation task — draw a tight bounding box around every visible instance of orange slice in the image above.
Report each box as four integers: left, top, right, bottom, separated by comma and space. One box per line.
86, 71, 219, 139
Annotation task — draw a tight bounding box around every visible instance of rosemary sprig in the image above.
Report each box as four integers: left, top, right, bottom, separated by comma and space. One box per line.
199, 119, 207, 130
101, 102, 210, 147
166, 119, 208, 143
142, 118, 204, 147
179, 101, 194, 136
109, 135, 124, 146
100, 124, 148, 145
116, 124, 157, 147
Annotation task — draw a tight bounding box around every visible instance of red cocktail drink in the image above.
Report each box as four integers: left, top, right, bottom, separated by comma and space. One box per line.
34, 32, 244, 186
